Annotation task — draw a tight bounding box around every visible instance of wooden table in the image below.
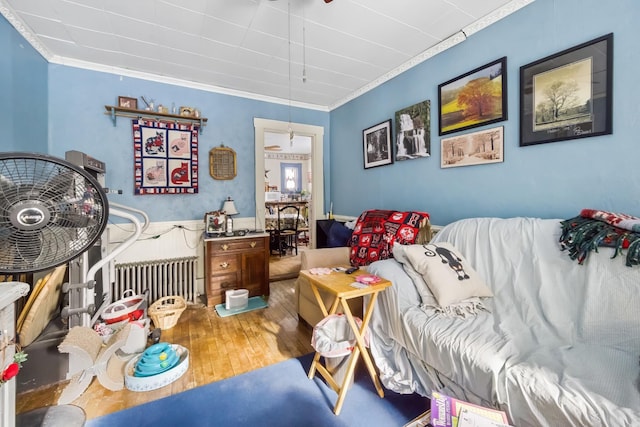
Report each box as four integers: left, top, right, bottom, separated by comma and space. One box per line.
301, 269, 391, 415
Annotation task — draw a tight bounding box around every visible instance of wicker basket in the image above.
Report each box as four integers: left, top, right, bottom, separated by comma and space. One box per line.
148, 296, 187, 329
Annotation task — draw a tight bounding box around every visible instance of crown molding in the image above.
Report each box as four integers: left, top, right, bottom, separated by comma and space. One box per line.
328, 0, 535, 110
1, 0, 533, 113
0, 0, 52, 60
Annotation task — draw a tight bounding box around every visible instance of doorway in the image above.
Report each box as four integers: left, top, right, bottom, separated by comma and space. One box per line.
254, 118, 324, 249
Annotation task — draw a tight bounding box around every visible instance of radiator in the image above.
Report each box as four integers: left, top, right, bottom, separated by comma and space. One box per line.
113, 257, 198, 304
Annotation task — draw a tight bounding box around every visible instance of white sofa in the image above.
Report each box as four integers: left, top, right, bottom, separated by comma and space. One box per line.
366, 217, 640, 427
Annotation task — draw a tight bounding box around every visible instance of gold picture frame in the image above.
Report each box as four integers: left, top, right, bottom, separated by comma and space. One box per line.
209, 146, 237, 180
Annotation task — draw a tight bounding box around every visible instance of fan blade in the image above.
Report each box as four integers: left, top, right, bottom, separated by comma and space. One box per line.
16, 231, 43, 264
0, 229, 43, 271
52, 211, 99, 228
43, 170, 76, 197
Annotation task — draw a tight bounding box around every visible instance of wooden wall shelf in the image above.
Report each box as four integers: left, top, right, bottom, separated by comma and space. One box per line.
104, 105, 208, 133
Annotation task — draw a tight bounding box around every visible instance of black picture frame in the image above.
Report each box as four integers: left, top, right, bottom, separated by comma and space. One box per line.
363, 119, 393, 169
438, 57, 507, 136
519, 33, 613, 147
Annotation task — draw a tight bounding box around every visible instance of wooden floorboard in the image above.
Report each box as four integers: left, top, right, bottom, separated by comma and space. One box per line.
16, 277, 313, 420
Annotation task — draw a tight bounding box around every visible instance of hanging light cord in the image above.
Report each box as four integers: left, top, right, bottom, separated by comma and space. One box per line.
288, 1, 293, 142
302, 3, 307, 83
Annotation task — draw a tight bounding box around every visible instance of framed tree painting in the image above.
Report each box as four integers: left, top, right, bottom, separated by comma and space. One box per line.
441, 126, 504, 168
394, 100, 431, 161
363, 119, 393, 169
520, 33, 613, 146
438, 57, 507, 136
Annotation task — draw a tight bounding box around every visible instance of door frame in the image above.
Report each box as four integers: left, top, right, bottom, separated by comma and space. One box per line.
254, 118, 324, 248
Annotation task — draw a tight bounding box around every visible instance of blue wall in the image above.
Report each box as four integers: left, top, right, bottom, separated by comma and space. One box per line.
3, 0, 640, 226
329, 0, 640, 226
1, 15, 328, 224
0, 15, 48, 152
46, 66, 328, 222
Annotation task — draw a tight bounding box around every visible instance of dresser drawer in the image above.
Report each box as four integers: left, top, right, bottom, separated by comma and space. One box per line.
207, 238, 265, 253
203, 234, 269, 307
209, 254, 239, 274
207, 273, 240, 293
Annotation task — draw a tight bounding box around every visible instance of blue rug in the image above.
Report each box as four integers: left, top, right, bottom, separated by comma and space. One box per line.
214, 296, 268, 317
87, 353, 428, 427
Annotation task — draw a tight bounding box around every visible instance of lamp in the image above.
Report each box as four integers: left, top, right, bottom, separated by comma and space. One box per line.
222, 196, 239, 235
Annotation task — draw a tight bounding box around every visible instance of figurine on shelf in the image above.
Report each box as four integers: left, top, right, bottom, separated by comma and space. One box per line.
141, 96, 154, 111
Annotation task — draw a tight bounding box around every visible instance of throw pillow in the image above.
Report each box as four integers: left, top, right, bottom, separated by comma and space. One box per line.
392, 243, 439, 307
403, 242, 493, 307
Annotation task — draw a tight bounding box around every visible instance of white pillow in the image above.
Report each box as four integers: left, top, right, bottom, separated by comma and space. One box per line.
392, 243, 438, 307
402, 242, 493, 307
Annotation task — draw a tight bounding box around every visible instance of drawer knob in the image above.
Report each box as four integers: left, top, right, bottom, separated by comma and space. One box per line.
250, 241, 256, 248
220, 262, 229, 269
221, 244, 229, 251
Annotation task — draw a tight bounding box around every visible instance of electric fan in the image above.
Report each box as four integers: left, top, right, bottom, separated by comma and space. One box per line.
0, 152, 108, 274
0, 152, 147, 427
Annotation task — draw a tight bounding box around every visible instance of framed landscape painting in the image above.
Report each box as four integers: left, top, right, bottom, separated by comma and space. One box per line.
394, 100, 431, 161
363, 119, 393, 169
520, 33, 613, 146
438, 57, 507, 136
441, 126, 504, 168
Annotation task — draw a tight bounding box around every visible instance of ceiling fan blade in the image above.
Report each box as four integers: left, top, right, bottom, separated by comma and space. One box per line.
265, 145, 283, 151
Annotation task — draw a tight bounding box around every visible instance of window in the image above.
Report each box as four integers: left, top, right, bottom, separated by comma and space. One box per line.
281, 163, 301, 194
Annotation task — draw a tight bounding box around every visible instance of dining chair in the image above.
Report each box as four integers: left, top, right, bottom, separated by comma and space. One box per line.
276, 204, 300, 256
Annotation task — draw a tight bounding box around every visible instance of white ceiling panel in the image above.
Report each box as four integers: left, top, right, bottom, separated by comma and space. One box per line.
0, 0, 534, 109
18, 13, 68, 41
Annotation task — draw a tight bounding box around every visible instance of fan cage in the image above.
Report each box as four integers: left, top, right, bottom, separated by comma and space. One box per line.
0, 152, 109, 274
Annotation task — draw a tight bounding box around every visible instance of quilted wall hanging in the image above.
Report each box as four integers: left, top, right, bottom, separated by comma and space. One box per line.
132, 119, 199, 195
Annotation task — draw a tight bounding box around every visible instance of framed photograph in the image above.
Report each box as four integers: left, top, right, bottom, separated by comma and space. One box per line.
438, 57, 507, 136
441, 126, 504, 169
118, 96, 138, 109
520, 33, 613, 146
394, 100, 431, 161
363, 119, 393, 169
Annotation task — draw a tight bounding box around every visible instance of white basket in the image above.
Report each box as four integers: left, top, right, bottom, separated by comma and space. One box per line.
225, 289, 249, 310
124, 344, 189, 392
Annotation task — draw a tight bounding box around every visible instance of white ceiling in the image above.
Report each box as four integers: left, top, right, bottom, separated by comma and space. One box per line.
0, 0, 533, 111
265, 131, 312, 154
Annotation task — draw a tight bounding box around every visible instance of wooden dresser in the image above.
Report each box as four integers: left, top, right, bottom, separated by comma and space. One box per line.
203, 233, 270, 307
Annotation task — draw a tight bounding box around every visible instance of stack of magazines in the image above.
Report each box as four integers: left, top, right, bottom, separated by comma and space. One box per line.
404, 392, 514, 427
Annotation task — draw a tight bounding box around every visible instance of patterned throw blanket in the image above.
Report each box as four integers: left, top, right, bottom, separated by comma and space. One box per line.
559, 208, 640, 266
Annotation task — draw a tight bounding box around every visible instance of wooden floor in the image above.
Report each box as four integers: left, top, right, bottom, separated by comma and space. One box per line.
16, 277, 313, 420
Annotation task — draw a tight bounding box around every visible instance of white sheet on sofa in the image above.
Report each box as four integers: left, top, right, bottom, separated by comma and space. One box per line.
367, 259, 516, 405
505, 344, 640, 427
368, 217, 640, 427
